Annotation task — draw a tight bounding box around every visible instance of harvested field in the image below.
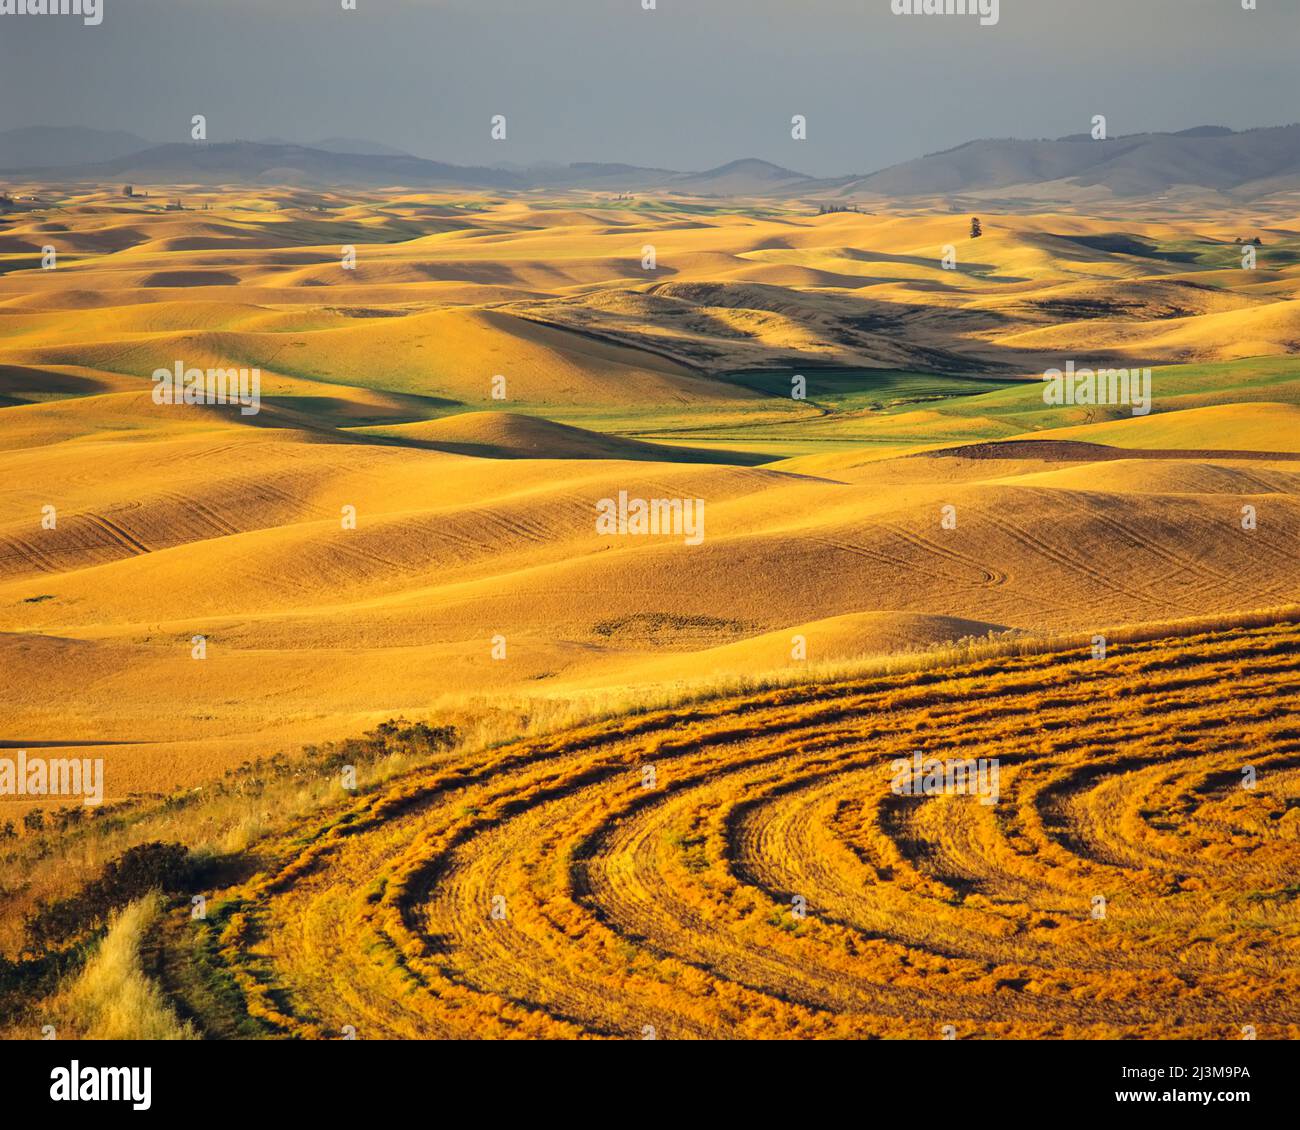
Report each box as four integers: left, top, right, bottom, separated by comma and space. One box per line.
172, 620, 1300, 1040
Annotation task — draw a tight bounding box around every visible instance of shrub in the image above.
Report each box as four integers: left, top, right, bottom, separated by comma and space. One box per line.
303, 718, 459, 774
24, 842, 195, 954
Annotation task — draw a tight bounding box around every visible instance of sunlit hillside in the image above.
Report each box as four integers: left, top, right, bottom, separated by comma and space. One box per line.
1, 183, 1297, 1039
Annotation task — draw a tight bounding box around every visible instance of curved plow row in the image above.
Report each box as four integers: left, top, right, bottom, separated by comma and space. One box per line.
184, 621, 1300, 1039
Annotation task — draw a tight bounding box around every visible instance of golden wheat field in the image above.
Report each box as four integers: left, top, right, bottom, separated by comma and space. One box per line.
2, 183, 1299, 1040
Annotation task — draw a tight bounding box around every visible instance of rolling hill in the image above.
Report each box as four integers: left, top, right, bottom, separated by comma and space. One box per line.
0, 181, 1297, 1046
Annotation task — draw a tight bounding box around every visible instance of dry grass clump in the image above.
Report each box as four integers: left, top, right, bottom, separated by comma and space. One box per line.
46, 895, 197, 1041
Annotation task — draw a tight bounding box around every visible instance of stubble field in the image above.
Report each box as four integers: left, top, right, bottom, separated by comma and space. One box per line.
1, 183, 1297, 1037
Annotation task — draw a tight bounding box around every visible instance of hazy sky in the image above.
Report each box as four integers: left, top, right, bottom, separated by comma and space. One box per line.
1, 0, 1295, 176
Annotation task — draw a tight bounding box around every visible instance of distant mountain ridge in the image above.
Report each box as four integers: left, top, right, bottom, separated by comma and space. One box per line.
836, 124, 1300, 199
47, 141, 525, 189
3, 124, 1298, 199
0, 126, 154, 170
310, 137, 414, 158
0, 137, 818, 195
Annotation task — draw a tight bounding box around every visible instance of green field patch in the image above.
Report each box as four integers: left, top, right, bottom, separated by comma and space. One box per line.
716, 368, 1019, 415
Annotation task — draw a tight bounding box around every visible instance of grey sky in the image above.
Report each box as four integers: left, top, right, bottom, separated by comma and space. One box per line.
0, 0, 1295, 177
